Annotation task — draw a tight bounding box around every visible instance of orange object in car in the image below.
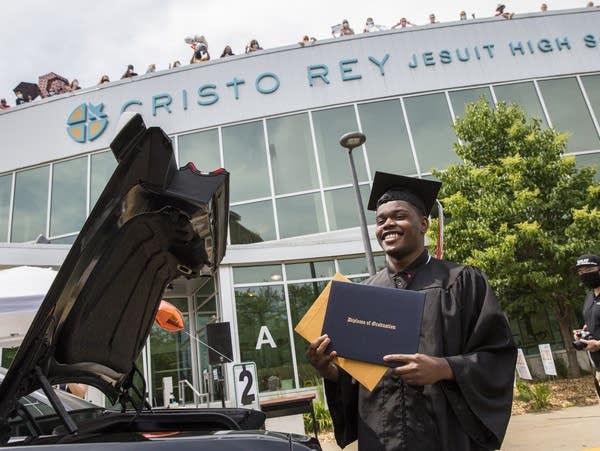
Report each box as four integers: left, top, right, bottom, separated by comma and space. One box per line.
142, 431, 181, 439
155, 300, 185, 332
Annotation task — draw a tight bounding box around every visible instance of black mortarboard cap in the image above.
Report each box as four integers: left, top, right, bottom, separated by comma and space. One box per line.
367, 171, 442, 215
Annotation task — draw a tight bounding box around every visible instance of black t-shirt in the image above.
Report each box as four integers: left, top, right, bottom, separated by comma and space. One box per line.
583, 291, 600, 370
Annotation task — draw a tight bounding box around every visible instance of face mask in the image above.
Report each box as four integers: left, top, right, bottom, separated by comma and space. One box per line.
580, 271, 600, 289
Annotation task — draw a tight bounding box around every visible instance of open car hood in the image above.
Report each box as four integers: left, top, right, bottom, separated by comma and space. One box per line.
0, 113, 229, 428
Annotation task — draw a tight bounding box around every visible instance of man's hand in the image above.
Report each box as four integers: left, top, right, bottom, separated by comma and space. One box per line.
383, 353, 454, 386
573, 325, 588, 341
580, 338, 600, 353
306, 335, 339, 382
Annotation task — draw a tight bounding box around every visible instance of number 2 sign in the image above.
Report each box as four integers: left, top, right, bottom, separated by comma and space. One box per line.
232, 362, 260, 410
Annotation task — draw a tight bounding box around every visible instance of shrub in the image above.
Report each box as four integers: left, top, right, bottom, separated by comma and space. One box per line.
530, 383, 551, 410
303, 399, 333, 433
515, 379, 552, 410
515, 379, 534, 402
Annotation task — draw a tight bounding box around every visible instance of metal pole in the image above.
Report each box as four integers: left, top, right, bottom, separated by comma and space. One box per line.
346, 149, 376, 276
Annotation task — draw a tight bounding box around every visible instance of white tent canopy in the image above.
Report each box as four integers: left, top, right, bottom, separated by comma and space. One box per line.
0, 266, 57, 348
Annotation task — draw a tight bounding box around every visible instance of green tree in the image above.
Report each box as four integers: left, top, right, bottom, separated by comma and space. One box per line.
431, 99, 600, 377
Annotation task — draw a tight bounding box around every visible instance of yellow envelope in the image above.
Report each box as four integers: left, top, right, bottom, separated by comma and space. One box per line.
294, 272, 387, 391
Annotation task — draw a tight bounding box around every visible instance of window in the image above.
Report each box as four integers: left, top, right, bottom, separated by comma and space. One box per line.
276, 193, 326, 238
575, 153, 600, 180
149, 298, 192, 406
493, 81, 548, 127
312, 106, 367, 187
512, 309, 562, 355
11, 166, 49, 242
50, 157, 87, 237
90, 151, 117, 210
404, 93, 458, 174
288, 280, 328, 387
581, 74, 600, 128
233, 265, 282, 284
178, 129, 220, 172
235, 285, 294, 392
357, 100, 416, 175
323, 185, 373, 231
285, 261, 335, 280
232, 257, 389, 394
0, 174, 11, 242
449, 87, 493, 117
538, 77, 600, 152
194, 279, 218, 398
222, 121, 270, 202
267, 113, 319, 195
229, 201, 276, 244
338, 254, 387, 276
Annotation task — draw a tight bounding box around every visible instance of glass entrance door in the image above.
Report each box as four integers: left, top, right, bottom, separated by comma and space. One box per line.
148, 297, 192, 407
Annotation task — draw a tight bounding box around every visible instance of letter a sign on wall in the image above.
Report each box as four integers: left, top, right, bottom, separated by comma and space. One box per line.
233, 362, 260, 410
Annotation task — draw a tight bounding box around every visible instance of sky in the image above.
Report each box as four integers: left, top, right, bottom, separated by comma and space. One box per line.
0, 0, 591, 103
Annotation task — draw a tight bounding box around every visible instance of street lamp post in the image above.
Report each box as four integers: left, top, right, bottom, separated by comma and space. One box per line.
339, 131, 376, 276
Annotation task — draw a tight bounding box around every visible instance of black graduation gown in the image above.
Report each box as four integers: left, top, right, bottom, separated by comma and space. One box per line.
325, 258, 517, 451
582, 291, 600, 370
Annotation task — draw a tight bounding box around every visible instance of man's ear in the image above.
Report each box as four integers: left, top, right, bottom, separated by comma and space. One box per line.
421, 217, 430, 234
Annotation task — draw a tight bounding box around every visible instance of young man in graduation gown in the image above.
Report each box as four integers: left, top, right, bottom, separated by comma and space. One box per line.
307, 172, 517, 451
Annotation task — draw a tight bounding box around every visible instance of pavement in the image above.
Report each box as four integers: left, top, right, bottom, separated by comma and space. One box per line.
319, 404, 600, 450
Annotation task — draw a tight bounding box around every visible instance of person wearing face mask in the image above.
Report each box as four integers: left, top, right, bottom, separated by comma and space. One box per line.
573, 254, 600, 391
15, 90, 28, 105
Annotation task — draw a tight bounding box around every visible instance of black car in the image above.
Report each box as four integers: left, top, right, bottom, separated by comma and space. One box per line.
0, 367, 105, 440
0, 113, 320, 450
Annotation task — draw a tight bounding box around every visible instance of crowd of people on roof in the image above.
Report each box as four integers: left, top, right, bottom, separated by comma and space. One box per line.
0, 2, 597, 111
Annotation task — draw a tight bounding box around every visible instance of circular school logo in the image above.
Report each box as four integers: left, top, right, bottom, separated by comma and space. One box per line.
66, 102, 109, 143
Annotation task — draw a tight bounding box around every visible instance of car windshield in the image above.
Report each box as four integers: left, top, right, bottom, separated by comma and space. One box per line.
1, 367, 99, 415
0, 366, 101, 440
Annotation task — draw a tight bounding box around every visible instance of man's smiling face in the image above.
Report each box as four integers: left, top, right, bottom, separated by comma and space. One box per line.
375, 200, 428, 260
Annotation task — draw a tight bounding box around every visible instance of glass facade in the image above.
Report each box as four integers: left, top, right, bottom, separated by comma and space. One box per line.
50, 157, 87, 237
575, 153, 600, 180
11, 166, 49, 243
510, 309, 564, 355
149, 297, 192, 406
232, 256, 385, 394
267, 113, 319, 195
582, 74, 600, 123
288, 280, 328, 387
222, 121, 270, 203
178, 128, 220, 172
404, 93, 458, 174
0, 174, 11, 242
449, 87, 493, 116
235, 285, 294, 392
2, 67, 600, 403
229, 200, 276, 244
194, 280, 218, 399
276, 193, 326, 239
493, 81, 548, 127
2, 74, 599, 246
312, 106, 366, 187
537, 77, 600, 152
358, 100, 416, 176
90, 151, 116, 210
324, 185, 373, 231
